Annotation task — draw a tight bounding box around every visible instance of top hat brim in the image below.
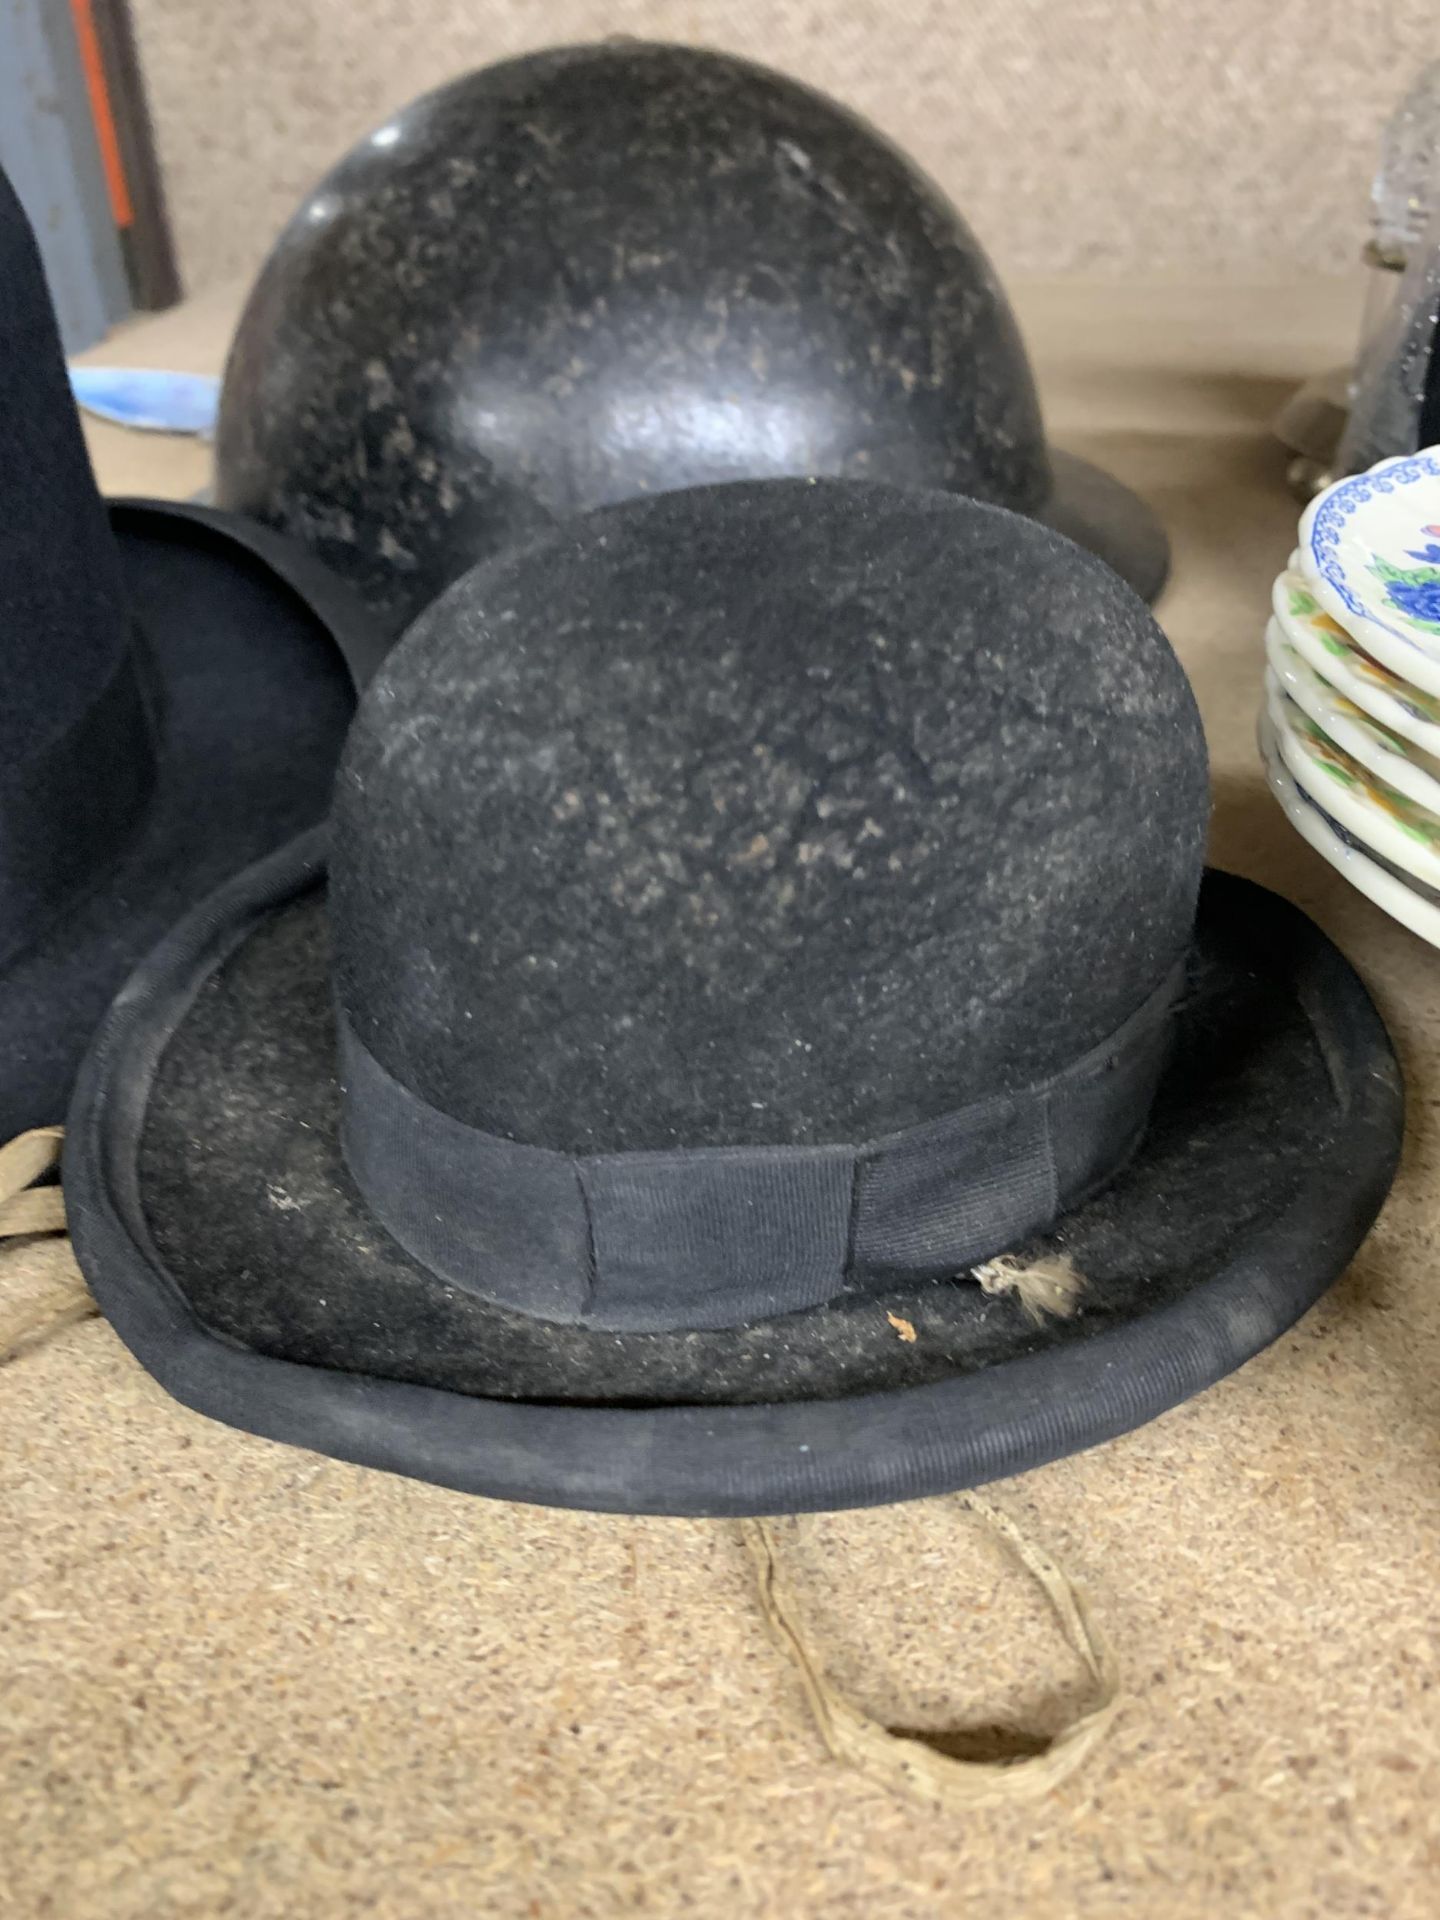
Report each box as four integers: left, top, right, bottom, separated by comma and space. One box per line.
0, 502, 381, 1141
1041, 449, 1171, 605
64, 826, 1401, 1517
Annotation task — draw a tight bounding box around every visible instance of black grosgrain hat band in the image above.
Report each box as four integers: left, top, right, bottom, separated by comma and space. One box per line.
338, 960, 1183, 1334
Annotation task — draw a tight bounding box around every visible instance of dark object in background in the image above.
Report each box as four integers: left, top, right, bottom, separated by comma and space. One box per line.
0, 0, 129, 351
1419, 300, 1440, 449
1335, 213, 1440, 482
0, 168, 382, 1141
82, 0, 183, 311
1285, 68, 1440, 497
0, 0, 179, 354
215, 40, 1168, 642
66, 479, 1399, 1516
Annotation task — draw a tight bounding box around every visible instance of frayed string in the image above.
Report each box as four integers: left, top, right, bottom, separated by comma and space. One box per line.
973, 1251, 1085, 1324
741, 1494, 1120, 1811
0, 1126, 96, 1363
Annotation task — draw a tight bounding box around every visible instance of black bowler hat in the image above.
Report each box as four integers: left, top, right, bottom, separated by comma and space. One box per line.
214, 40, 1169, 643
65, 480, 1399, 1516
0, 170, 384, 1143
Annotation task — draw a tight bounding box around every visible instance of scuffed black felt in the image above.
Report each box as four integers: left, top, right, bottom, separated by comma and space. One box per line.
0, 169, 129, 752
215, 39, 1166, 630
124, 861, 1394, 1417
0, 525, 352, 1139
333, 478, 1206, 1155
0, 166, 154, 951
0, 163, 374, 1138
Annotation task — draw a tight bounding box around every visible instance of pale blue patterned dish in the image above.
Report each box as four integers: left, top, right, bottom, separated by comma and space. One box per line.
1298, 448, 1440, 698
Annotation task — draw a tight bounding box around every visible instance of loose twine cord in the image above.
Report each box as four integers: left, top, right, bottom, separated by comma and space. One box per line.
742, 1500, 1121, 1810
0, 1126, 67, 1235
0, 1128, 98, 1364
0, 1126, 1118, 1804
735, 1251, 1121, 1807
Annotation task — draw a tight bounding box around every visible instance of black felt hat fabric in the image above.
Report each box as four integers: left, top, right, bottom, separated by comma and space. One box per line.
214, 40, 1168, 642
0, 169, 384, 1142
65, 479, 1402, 1516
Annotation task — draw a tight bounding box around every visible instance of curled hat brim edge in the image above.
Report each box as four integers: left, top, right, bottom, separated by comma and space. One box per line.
63, 830, 1402, 1518
1042, 449, 1171, 605
108, 499, 389, 688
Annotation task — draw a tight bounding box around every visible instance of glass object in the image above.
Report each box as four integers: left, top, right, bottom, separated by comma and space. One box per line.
1335, 62, 1440, 477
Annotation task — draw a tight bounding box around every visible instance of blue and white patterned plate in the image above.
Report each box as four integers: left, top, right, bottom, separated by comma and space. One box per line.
1258, 707, 1440, 948
1271, 564, 1440, 752
1265, 672, 1440, 887
1265, 618, 1440, 812
1298, 448, 1440, 698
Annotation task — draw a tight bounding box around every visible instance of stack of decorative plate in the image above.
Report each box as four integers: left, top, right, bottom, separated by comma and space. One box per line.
1260, 448, 1440, 945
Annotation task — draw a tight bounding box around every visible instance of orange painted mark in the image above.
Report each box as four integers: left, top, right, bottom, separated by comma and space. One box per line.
69, 0, 134, 229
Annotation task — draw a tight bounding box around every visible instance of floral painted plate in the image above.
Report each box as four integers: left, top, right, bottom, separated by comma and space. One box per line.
1264, 675, 1440, 888
1271, 566, 1440, 752
1298, 448, 1440, 697
1264, 618, 1440, 812
1258, 707, 1440, 947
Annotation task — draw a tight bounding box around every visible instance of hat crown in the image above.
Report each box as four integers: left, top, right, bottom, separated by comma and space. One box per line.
217, 40, 1049, 634
0, 171, 136, 749
0, 172, 153, 966
332, 479, 1208, 1160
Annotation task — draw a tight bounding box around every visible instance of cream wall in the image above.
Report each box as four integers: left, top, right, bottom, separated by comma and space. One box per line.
133, 0, 1434, 293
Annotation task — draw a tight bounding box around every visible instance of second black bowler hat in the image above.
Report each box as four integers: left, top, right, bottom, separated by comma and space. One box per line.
215, 40, 1169, 641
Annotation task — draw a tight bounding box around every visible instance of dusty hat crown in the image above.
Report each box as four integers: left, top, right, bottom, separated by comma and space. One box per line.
0, 170, 154, 965
331, 478, 1208, 1159
216, 40, 1052, 634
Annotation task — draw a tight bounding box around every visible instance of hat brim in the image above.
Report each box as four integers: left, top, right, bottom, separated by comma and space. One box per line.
65, 831, 1401, 1517
1040, 449, 1171, 605
0, 504, 377, 1140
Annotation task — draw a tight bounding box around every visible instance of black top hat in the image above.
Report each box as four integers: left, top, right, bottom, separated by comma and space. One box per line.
0, 170, 384, 1141
214, 40, 1168, 643
65, 479, 1401, 1516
